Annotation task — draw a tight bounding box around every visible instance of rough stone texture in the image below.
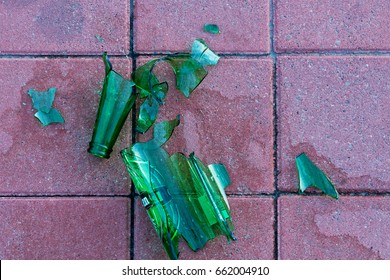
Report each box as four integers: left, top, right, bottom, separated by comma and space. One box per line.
0, 58, 132, 195
134, 197, 274, 259
278, 196, 390, 259
134, 0, 270, 53
275, 0, 390, 52
136, 57, 274, 194
0, 0, 130, 54
0, 198, 130, 259
277, 56, 390, 193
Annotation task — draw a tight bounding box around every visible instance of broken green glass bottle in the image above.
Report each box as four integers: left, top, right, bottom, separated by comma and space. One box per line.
88, 53, 136, 159
121, 116, 235, 259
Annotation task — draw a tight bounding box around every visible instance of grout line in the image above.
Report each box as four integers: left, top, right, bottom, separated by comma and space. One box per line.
129, 0, 135, 58
279, 192, 390, 197
275, 50, 390, 56
0, 194, 131, 198
2, 51, 390, 60
0, 54, 129, 59
133, 52, 272, 57
133, 51, 390, 57
129, 0, 136, 261
227, 192, 390, 197
270, 0, 279, 260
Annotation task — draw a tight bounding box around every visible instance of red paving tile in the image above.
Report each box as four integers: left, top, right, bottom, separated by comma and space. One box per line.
0, 58, 132, 195
0, 0, 130, 55
0, 198, 130, 259
278, 196, 390, 259
275, 0, 390, 52
277, 56, 390, 193
136, 57, 274, 194
134, 197, 274, 260
134, 0, 270, 53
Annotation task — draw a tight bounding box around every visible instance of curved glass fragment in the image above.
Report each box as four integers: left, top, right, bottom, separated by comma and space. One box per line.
296, 152, 339, 199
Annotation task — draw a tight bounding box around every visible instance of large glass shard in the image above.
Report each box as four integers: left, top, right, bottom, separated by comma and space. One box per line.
166, 56, 208, 97
132, 40, 219, 133
295, 152, 339, 199
121, 117, 235, 259
88, 52, 136, 159
132, 59, 161, 99
136, 83, 168, 133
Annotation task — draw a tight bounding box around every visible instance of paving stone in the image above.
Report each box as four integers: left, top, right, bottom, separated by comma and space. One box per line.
136, 57, 274, 194
134, 196, 275, 259
0, 0, 129, 54
277, 56, 390, 193
0, 57, 133, 195
134, 0, 270, 53
275, 0, 390, 51
0, 198, 130, 259
278, 196, 390, 259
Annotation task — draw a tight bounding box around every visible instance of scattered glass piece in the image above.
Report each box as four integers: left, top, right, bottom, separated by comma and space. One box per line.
191, 39, 220, 67
27, 88, 64, 126
204, 24, 220, 34
95, 34, 104, 43
34, 108, 64, 127
295, 152, 339, 199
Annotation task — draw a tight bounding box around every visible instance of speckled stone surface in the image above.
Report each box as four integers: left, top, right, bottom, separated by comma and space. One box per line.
278, 196, 390, 259
0, 198, 130, 259
277, 56, 390, 193
275, 0, 390, 51
134, 197, 274, 260
0, 58, 132, 195
134, 0, 270, 53
0, 0, 130, 54
1, 0, 389, 261
136, 57, 274, 194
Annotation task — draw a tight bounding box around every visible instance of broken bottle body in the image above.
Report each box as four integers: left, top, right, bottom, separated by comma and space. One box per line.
121, 117, 235, 259
88, 53, 136, 159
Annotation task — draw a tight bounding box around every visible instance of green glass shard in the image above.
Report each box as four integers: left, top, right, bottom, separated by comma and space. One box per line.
191, 39, 220, 67
95, 34, 104, 43
121, 117, 235, 259
166, 56, 208, 97
295, 152, 339, 199
132, 59, 162, 99
34, 108, 64, 126
88, 52, 136, 159
27, 88, 56, 113
137, 96, 160, 134
143, 116, 180, 149
131, 40, 219, 133
136, 82, 168, 133
27, 87, 65, 126
204, 24, 220, 34
103, 52, 112, 75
